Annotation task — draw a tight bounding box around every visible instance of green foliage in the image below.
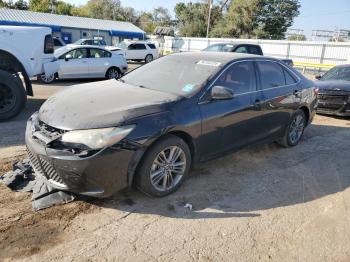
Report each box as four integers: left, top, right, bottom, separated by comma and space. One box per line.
56, 1, 72, 15
212, 0, 300, 39
175, 2, 222, 37
287, 34, 306, 41
29, 0, 51, 13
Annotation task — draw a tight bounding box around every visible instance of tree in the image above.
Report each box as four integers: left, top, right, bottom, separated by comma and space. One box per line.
175, 1, 222, 37
287, 34, 306, 41
29, 0, 51, 13
137, 12, 155, 34
211, 0, 300, 39
56, 1, 72, 15
153, 7, 171, 27
257, 0, 300, 39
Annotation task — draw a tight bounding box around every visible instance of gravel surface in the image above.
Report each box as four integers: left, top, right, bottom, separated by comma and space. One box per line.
0, 75, 350, 261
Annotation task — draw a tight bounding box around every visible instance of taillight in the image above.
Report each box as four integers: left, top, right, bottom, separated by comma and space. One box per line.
44, 34, 54, 54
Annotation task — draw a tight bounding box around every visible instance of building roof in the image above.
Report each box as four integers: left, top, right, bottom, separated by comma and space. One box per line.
0, 8, 145, 38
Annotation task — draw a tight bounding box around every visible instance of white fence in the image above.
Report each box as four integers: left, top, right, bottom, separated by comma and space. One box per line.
153, 36, 350, 66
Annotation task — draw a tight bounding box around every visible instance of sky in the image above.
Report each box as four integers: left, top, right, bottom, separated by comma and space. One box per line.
65, 0, 350, 38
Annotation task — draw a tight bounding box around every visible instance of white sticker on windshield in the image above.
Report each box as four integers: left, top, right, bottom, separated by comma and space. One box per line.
197, 60, 221, 67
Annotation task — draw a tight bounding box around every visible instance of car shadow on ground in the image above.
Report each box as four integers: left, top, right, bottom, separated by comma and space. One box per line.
89, 123, 350, 219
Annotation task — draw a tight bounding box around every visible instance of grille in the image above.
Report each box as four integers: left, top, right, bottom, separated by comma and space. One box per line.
317, 93, 348, 110
27, 147, 65, 185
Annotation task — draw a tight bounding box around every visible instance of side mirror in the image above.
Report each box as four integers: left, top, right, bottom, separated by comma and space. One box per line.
65, 54, 73, 61
315, 75, 322, 80
211, 85, 234, 100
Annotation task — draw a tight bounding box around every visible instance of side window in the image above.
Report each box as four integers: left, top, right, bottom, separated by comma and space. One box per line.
222, 44, 235, 52
128, 44, 135, 50
147, 44, 156, 49
74, 48, 88, 59
248, 45, 262, 55
89, 48, 105, 58
257, 61, 285, 88
214, 61, 256, 94
135, 44, 146, 50
205, 44, 221, 51
234, 45, 249, 53
54, 39, 62, 46
283, 68, 297, 85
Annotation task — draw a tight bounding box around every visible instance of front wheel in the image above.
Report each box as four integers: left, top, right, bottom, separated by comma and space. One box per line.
38, 73, 55, 84
278, 109, 306, 147
135, 135, 191, 197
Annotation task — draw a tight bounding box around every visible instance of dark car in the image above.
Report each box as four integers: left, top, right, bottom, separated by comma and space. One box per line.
25, 52, 317, 198
315, 64, 350, 116
203, 43, 294, 67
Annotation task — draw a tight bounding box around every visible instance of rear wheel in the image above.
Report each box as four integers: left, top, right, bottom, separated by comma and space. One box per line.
145, 54, 153, 63
0, 70, 27, 121
135, 135, 191, 197
106, 67, 120, 79
278, 109, 306, 147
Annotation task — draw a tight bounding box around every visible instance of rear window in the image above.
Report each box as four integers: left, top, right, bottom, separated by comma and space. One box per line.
248, 45, 262, 55
147, 44, 156, 49
44, 35, 54, 54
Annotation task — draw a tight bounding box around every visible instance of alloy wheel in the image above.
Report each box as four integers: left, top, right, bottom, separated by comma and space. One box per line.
150, 146, 187, 192
0, 84, 16, 114
40, 74, 55, 83
289, 114, 305, 144
107, 68, 120, 79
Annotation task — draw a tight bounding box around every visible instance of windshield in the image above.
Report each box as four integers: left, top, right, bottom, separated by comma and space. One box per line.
116, 41, 129, 49
121, 54, 223, 96
54, 46, 70, 58
321, 66, 350, 81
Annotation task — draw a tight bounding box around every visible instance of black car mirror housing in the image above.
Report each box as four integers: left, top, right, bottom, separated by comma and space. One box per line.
315, 75, 322, 80
211, 85, 234, 100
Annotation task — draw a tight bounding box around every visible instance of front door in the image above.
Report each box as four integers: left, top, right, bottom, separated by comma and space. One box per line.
59, 48, 89, 79
198, 61, 259, 160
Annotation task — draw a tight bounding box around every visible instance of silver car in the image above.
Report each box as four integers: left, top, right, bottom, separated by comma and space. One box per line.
39, 45, 128, 83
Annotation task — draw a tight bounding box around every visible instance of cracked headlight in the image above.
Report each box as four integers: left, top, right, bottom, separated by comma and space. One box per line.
60, 125, 136, 150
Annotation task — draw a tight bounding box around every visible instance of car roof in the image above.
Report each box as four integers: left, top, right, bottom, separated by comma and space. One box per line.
209, 42, 260, 46
334, 64, 350, 68
169, 51, 276, 65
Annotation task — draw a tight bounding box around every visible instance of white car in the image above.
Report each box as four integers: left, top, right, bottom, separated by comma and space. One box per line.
39, 45, 128, 83
116, 40, 159, 63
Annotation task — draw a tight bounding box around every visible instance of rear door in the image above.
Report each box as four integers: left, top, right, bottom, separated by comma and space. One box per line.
198, 61, 259, 160
88, 48, 112, 78
58, 48, 89, 79
252, 60, 300, 139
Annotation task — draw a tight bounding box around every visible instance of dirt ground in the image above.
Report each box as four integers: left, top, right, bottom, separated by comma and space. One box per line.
1, 79, 350, 261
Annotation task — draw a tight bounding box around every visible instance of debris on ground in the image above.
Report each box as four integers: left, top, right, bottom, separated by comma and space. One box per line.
0, 159, 75, 211
184, 203, 193, 211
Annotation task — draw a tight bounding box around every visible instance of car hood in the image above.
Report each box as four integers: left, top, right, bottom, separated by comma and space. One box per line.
38, 80, 179, 130
315, 80, 350, 91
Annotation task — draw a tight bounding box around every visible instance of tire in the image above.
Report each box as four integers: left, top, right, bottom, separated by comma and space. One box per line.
106, 67, 120, 79
135, 135, 192, 197
38, 73, 55, 84
145, 54, 153, 63
0, 70, 27, 121
278, 109, 306, 147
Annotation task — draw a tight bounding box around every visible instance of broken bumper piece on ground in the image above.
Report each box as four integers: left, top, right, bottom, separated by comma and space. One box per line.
0, 159, 75, 211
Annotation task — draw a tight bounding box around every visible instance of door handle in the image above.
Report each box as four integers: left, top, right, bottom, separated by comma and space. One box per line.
254, 99, 262, 110
294, 90, 301, 98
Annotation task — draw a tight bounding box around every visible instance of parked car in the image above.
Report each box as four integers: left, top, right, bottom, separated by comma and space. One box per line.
315, 64, 350, 116
73, 38, 107, 46
38, 45, 127, 83
53, 37, 66, 50
203, 43, 294, 67
0, 26, 55, 120
26, 52, 317, 198
116, 40, 159, 63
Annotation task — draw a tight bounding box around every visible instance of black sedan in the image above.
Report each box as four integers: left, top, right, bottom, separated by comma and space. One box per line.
315, 64, 350, 116
25, 52, 317, 197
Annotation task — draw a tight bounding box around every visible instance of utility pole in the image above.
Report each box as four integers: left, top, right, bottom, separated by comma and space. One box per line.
206, 0, 213, 38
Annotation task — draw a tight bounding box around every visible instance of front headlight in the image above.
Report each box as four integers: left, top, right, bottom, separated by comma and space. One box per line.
60, 125, 136, 150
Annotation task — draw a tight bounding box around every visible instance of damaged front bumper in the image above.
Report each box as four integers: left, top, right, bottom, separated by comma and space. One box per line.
25, 116, 141, 198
